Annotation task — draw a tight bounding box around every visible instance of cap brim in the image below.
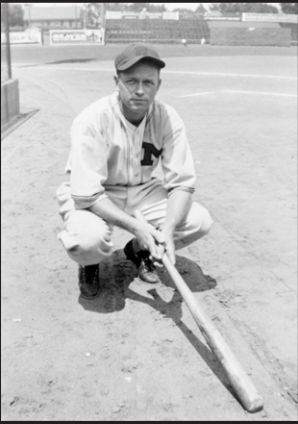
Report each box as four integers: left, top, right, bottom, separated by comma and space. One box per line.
116, 55, 166, 71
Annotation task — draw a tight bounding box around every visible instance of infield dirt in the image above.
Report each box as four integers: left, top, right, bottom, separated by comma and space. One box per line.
1, 45, 297, 421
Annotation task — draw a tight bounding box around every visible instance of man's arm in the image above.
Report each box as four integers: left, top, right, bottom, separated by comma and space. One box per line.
159, 106, 197, 263
164, 189, 192, 232
162, 189, 192, 264
89, 197, 164, 260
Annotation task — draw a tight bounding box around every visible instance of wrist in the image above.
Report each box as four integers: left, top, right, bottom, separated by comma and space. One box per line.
163, 222, 175, 237
131, 219, 143, 237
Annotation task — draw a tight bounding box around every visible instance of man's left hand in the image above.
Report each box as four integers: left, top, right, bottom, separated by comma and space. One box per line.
153, 227, 175, 266
163, 231, 175, 265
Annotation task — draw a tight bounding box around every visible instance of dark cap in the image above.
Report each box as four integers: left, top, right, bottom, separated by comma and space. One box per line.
115, 43, 166, 71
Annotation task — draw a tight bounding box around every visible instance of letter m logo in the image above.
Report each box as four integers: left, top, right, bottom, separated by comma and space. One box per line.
141, 142, 162, 166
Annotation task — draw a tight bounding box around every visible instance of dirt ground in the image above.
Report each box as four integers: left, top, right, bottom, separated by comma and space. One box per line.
1, 45, 297, 421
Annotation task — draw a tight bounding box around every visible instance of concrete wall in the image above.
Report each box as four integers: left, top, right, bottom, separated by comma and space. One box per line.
209, 27, 291, 46
1, 78, 20, 130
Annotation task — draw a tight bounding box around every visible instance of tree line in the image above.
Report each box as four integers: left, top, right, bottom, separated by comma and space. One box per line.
1, 3, 297, 29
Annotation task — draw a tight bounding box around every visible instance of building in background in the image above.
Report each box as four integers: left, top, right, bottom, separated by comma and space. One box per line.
1, 3, 20, 135
23, 4, 83, 30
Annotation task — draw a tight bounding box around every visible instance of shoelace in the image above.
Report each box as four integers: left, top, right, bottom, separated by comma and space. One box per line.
142, 255, 156, 272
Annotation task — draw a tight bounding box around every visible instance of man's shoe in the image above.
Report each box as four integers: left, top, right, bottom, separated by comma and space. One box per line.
78, 264, 101, 299
124, 239, 159, 284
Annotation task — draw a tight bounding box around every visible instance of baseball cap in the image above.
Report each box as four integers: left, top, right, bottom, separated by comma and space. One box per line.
115, 43, 166, 71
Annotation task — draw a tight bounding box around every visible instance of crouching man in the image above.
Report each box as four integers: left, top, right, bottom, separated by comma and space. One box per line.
56, 43, 213, 299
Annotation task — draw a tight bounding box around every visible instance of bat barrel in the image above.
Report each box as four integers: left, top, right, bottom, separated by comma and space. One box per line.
162, 254, 264, 413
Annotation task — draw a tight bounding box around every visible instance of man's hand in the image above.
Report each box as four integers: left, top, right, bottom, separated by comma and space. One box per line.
161, 228, 176, 265
134, 220, 165, 263
133, 210, 176, 266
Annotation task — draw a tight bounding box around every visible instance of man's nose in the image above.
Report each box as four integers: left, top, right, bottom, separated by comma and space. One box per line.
136, 83, 145, 95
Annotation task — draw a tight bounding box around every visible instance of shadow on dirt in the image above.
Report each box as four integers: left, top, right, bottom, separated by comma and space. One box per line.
46, 58, 96, 65
79, 248, 234, 399
78, 248, 217, 314
17, 59, 96, 68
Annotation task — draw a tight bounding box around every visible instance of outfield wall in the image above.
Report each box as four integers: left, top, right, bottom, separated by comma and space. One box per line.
208, 21, 292, 46
209, 27, 291, 46
279, 22, 298, 44
1, 79, 20, 130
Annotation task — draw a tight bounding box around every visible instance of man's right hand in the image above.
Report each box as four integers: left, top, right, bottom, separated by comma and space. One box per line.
90, 198, 165, 262
133, 220, 165, 264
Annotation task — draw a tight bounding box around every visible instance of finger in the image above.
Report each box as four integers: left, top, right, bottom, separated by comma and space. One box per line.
147, 239, 160, 260
151, 256, 163, 268
165, 245, 176, 265
134, 211, 165, 246
152, 243, 165, 264
157, 242, 166, 257
150, 227, 166, 245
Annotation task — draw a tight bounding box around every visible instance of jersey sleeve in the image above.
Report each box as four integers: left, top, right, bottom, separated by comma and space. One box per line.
68, 116, 109, 209
161, 107, 196, 195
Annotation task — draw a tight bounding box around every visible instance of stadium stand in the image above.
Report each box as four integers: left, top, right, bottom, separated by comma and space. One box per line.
104, 17, 210, 44
104, 11, 297, 47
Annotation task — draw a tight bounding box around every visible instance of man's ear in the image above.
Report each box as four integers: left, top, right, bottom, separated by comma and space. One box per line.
157, 78, 162, 92
114, 75, 119, 86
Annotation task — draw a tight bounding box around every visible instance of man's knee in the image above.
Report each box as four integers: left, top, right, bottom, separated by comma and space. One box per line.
194, 202, 213, 237
58, 210, 113, 266
174, 202, 213, 247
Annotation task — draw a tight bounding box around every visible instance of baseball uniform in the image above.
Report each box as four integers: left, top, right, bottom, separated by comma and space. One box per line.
56, 91, 213, 266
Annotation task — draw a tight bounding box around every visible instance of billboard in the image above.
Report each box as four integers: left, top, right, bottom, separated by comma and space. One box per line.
105, 10, 179, 20
49, 29, 105, 45
242, 13, 298, 23
1, 28, 42, 44
204, 15, 241, 21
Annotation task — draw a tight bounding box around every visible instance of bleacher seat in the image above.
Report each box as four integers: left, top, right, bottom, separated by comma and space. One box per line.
105, 17, 210, 44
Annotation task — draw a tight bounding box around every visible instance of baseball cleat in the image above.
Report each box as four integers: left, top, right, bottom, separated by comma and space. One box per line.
124, 239, 159, 284
78, 264, 101, 299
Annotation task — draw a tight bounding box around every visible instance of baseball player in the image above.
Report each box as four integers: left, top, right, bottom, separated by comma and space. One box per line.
56, 43, 213, 299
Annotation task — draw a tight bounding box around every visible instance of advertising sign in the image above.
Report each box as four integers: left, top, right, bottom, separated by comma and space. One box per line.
105, 10, 179, 20
242, 13, 298, 23
1, 28, 42, 44
49, 29, 105, 45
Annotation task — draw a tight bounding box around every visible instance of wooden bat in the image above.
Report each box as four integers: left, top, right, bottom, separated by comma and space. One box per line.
134, 210, 264, 413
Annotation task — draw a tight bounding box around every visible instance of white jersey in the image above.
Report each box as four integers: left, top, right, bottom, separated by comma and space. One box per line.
66, 91, 196, 209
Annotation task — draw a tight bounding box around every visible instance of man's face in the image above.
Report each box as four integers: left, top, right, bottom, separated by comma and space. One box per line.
115, 61, 161, 123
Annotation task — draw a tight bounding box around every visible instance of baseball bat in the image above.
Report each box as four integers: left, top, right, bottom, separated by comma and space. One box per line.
134, 210, 264, 413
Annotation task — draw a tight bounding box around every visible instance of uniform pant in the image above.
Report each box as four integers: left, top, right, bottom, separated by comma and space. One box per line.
56, 179, 213, 266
